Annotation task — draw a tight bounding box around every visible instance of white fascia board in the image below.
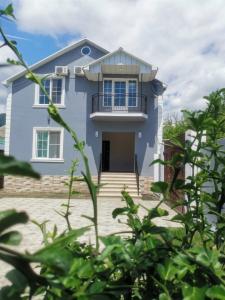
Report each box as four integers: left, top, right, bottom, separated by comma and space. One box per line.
3, 38, 109, 85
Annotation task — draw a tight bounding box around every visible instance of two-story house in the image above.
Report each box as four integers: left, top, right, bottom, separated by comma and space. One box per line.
3, 39, 166, 198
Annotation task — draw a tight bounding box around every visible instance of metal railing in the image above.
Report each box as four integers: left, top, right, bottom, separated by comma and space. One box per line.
92, 93, 147, 114
134, 154, 139, 196
98, 153, 102, 185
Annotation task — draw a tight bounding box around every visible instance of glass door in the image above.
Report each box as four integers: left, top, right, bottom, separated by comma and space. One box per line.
114, 81, 126, 111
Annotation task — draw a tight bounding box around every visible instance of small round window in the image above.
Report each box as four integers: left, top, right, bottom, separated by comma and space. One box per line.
81, 46, 91, 56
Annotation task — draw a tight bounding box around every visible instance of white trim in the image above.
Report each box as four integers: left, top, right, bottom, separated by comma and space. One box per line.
31, 159, 64, 163
4, 83, 12, 155
153, 153, 160, 182
32, 105, 66, 109
90, 112, 148, 121
81, 46, 91, 56
157, 96, 163, 153
34, 76, 66, 107
103, 78, 138, 108
4, 38, 109, 85
32, 127, 64, 161
153, 96, 163, 182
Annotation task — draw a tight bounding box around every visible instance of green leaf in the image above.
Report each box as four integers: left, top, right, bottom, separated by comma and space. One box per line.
6, 58, 21, 66
89, 280, 106, 294
151, 181, 168, 194
112, 207, 129, 219
157, 260, 177, 281
150, 159, 169, 166
0, 231, 22, 245
77, 261, 94, 279
159, 293, 171, 300
33, 245, 73, 272
148, 207, 169, 219
5, 269, 27, 292
82, 214, 94, 223
33, 227, 89, 272
0, 4, 15, 18
0, 155, 40, 179
182, 285, 207, 300
206, 285, 225, 299
0, 210, 28, 234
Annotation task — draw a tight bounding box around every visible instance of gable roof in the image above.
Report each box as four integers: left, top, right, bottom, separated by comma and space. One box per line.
3, 38, 109, 85
84, 47, 156, 70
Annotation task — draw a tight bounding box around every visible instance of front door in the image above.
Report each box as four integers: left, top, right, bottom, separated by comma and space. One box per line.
102, 140, 110, 171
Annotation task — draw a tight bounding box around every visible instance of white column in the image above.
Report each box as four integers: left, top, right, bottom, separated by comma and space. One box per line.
4, 83, 12, 155
154, 96, 163, 182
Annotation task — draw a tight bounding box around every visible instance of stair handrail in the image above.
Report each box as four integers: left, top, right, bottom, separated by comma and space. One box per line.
98, 153, 102, 185
134, 154, 140, 195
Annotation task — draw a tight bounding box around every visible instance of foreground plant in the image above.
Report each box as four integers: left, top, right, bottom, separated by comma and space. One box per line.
0, 3, 224, 300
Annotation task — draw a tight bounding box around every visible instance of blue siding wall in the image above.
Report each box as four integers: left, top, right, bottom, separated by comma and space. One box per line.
9, 43, 162, 177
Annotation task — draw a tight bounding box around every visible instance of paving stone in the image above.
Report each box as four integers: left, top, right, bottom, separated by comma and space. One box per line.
0, 197, 179, 287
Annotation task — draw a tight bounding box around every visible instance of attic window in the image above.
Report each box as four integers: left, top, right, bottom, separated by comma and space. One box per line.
81, 46, 91, 56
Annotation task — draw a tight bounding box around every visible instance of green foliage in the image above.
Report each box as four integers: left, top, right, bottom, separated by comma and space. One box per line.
0, 154, 40, 178
163, 117, 187, 140
0, 3, 224, 299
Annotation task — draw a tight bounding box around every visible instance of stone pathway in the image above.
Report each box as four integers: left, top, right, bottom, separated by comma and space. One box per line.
0, 197, 179, 287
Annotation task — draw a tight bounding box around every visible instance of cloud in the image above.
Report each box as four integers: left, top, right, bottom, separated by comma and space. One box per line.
6, 0, 225, 114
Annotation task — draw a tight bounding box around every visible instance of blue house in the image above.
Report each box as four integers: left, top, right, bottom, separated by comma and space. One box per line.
3, 39, 166, 198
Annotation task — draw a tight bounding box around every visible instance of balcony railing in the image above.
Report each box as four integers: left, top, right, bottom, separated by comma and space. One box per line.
91, 93, 147, 114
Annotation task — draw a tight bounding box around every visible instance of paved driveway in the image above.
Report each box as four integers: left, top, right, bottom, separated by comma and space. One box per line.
0, 197, 179, 287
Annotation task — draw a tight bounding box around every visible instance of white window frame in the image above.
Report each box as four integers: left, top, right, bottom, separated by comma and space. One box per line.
32, 127, 64, 162
34, 75, 66, 108
103, 78, 138, 108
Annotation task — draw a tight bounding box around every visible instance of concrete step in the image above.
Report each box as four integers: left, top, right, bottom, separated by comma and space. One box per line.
101, 178, 137, 183
99, 187, 138, 193
101, 182, 137, 188
101, 172, 135, 175
101, 173, 136, 179
98, 192, 140, 198
99, 172, 139, 199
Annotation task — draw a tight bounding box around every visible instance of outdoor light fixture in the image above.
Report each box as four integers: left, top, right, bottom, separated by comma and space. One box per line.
95, 131, 99, 138
138, 131, 142, 139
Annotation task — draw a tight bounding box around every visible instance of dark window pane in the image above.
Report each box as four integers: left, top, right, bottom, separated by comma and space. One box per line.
39, 80, 50, 104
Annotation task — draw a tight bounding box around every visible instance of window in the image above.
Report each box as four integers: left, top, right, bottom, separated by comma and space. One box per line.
103, 80, 112, 106
81, 46, 91, 56
35, 77, 65, 106
103, 79, 138, 107
128, 80, 137, 107
114, 81, 126, 106
32, 128, 64, 161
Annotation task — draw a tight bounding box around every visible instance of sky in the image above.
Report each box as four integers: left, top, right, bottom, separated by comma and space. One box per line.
1, 0, 225, 117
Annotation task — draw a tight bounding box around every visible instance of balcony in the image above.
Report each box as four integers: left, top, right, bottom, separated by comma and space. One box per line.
90, 93, 148, 121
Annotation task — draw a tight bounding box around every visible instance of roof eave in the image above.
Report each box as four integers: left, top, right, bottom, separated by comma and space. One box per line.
4, 38, 109, 85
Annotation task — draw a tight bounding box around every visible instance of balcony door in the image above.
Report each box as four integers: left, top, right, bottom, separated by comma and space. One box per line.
103, 79, 137, 110
114, 81, 126, 110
